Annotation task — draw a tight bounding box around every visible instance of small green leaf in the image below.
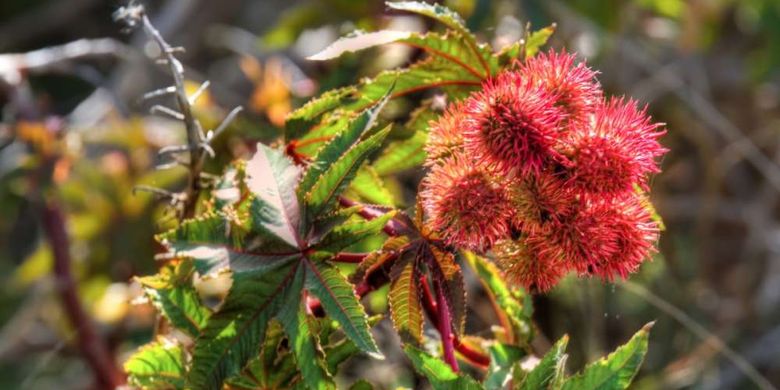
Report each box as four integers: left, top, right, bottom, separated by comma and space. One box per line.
388, 255, 424, 345
403, 346, 483, 390
525, 24, 556, 59
518, 335, 568, 390
484, 343, 526, 390
304, 258, 382, 358
124, 340, 186, 389
561, 323, 653, 390
305, 125, 392, 220
278, 266, 336, 390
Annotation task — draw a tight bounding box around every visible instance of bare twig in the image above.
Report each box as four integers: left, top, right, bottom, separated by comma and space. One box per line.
0, 38, 132, 87
42, 202, 124, 388
115, 4, 243, 219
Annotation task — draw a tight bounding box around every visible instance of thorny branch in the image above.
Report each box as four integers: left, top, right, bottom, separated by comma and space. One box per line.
114, 2, 243, 219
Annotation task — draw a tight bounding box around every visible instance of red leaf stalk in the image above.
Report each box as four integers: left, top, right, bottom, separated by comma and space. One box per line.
433, 277, 459, 372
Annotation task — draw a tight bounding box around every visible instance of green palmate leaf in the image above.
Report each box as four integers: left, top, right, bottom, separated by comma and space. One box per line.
286, 87, 356, 141
303, 258, 382, 358
124, 339, 186, 389
305, 125, 392, 220
484, 343, 526, 390
388, 253, 424, 345
315, 211, 395, 253
387, 2, 473, 44
463, 251, 533, 344
188, 257, 299, 389
137, 264, 210, 338
372, 102, 437, 176
298, 96, 389, 202
310, 30, 492, 80
278, 266, 336, 390
346, 165, 396, 205
561, 323, 653, 390
246, 143, 303, 249
403, 346, 483, 390
518, 335, 569, 390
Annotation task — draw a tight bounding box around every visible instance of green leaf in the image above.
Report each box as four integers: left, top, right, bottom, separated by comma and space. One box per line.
518, 335, 568, 390
188, 257, 299, 389
304, 125, 392, 220
137, 264, 210, 338
525, 24, 556, 59
308, 30, 414, 60
403, 346, 483, 390
246, 143, 303, 249
386, 2, 472, 43
346, 165, 396, 205
484, 343, 526, 390
463, 251, 533, 344
310, 30, 491, 80
315, 211, 395, 253
298, 97, 389, 203
124, 340, 186, 389
561, 323, 653, 390
278, 266, 336, 390
286, 87, 356, 141
303, 258, 382, 358
372, 103, 437, 176
388, 255, 424, 345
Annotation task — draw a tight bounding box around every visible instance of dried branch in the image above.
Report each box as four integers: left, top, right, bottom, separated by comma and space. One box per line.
115, 3, 242, 219
42, 202, 124, 388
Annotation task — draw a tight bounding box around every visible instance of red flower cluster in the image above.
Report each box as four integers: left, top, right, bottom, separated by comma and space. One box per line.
421, 50, 667, 292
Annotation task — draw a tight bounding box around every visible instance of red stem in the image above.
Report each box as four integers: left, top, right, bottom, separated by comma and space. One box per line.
420, 275, 490, 368
42, 202, 125, 388
332, 252, 368, 263
433, 277, 459, 372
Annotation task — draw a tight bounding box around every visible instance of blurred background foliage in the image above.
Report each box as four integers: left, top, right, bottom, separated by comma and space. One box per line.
1, 0, 780, 388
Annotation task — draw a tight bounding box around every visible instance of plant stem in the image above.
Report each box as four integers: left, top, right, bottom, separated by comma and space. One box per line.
42, 202, 125, 388
434, 277, 459, 372
420, 275, 491, 368
332, 252, 369, 263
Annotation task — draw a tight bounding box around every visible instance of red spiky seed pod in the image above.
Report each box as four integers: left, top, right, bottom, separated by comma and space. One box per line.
563, 97, 667, 195
521, 49, 602, 129
421, 155, 513, 251
462, 71, 566, 176
508, 169, 576, 233
425, 101, 466, 165
543, 193, 659, 281
494, 236, 569, 293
